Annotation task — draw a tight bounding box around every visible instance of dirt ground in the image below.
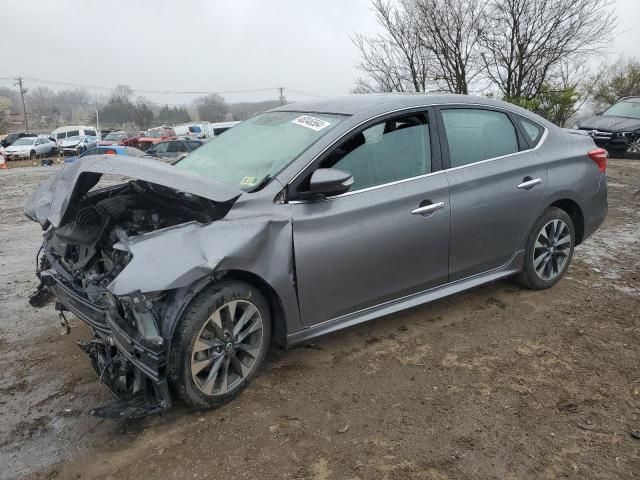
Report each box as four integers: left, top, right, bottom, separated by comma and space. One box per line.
0, 160, 638, 480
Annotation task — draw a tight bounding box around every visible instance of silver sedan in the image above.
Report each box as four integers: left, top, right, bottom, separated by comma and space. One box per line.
4, 136, 56, 160
25, 94, 608, 418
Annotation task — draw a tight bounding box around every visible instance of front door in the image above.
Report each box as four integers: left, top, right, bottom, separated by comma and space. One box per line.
290, 111, 451, 326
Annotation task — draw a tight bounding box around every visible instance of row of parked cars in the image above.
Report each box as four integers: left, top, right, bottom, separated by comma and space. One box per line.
0, 121, 240, 164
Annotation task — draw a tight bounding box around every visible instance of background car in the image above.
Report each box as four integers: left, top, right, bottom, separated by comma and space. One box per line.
59, 135, 99, 156
99, 130, 141, 147
50, 126, 98, 144
64, 145, 147, 163
577, 96, 640, 158
99, 129, 115, 140
144, 139, 204, 160
4, 136, 56, 160
137, 127, 176, 151
1, 132, 37, 148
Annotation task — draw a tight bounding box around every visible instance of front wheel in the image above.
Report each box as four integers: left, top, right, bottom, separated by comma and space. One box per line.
625, 135, 640, 159
516, 207, 575, 290
169, 281, 271, 409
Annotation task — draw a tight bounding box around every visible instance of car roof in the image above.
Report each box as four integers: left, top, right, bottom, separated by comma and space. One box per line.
270, 93, 502, 115
270, 93, 555, 128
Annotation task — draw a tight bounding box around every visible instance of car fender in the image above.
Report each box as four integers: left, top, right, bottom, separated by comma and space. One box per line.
108, 213, 303, 337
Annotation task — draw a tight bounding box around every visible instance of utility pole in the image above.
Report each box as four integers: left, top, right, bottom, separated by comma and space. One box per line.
278, 87, 286, 106
15, 75, 29, 133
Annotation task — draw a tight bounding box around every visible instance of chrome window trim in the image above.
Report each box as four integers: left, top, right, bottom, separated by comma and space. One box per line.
285, 102, 549, 203
288, 170, 446, 204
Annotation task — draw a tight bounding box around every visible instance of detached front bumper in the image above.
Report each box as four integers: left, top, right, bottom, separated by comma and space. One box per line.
38, 264, 172, 418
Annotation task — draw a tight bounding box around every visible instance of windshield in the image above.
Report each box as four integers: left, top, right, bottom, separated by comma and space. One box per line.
12, 138, 34, 146
104, 132, 125, 140
176, 112, 343, 191
144, 129, 166, 138
603, 99, 640, 119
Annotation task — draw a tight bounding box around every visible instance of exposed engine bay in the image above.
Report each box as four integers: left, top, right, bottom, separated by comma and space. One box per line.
33, 179, 233, 418
44, 180, 222, 303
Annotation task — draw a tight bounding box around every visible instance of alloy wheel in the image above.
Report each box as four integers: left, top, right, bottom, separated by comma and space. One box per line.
190, 300, 263, 396
627, 137, 640, 155
532, 219, 572, 281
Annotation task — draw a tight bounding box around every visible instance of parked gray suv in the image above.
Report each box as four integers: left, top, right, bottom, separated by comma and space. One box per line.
25, 94, 608, 418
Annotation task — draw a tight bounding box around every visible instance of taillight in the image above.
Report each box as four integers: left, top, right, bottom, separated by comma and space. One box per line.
105, 149, 116, 155
588, 148, 608, 173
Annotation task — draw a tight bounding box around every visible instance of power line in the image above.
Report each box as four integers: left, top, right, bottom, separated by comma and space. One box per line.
0, 75, 327, 99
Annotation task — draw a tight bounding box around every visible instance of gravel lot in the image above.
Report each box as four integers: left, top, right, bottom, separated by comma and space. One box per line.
0, 160, 638, 480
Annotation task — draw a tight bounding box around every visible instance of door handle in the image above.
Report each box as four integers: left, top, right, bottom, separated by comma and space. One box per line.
517, 178, 542, 190
411, 201, 445, 215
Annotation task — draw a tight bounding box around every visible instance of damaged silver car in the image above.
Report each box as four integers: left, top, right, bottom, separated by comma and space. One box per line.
25, 94, 608, 418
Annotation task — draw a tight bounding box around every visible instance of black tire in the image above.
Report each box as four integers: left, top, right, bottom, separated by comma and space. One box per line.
516, 207, 575, 290
168, 280, 271, 409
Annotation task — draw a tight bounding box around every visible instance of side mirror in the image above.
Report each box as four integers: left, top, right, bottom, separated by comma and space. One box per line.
309, 168, 353, 197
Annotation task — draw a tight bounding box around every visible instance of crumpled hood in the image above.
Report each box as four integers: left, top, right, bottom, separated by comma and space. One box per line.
24, 155, 243, 228
578, 115, 640, 132
61, 138, 82, 147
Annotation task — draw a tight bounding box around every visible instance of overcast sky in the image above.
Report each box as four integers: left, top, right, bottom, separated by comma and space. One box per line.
1, 0, 638, 105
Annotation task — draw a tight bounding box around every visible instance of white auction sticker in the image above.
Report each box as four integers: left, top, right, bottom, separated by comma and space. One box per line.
291, 115, 331, 131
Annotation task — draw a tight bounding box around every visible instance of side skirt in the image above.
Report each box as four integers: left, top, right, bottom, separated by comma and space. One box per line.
286, 250, 525, 347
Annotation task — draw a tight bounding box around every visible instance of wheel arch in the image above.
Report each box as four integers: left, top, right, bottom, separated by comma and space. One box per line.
218, 270, 289, 347
163, 270, 289, 349
548, 198, 585, 245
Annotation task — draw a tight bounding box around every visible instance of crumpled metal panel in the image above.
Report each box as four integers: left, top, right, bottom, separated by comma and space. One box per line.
108, 214, 293, 296
24, 155, 242, 228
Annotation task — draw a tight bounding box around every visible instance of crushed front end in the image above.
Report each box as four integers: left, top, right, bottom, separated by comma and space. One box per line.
25, 157, 241, 418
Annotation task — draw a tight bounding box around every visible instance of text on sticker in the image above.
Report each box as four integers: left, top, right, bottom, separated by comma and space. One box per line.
291, 115, 332, 131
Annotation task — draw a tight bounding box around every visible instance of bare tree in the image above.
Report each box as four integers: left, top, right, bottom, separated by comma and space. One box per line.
352, 0, 431, 93
589, 56, 640, 110
479, 0, 616, 100
193, 93, 228, 122
414, 0, 487, 94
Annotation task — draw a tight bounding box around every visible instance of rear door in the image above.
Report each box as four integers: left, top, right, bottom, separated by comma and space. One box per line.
436, 106, 548, 280
290, 110, 451, 326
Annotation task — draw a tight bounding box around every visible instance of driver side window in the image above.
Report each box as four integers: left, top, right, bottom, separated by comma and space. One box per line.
321, 114, 431, 192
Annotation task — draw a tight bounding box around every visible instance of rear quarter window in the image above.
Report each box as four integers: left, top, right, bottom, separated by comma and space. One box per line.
517, 117, 544, 147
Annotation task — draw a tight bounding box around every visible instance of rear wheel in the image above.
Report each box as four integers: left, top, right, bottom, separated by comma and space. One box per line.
169, 281, 271, 409
516, 207, 575, 290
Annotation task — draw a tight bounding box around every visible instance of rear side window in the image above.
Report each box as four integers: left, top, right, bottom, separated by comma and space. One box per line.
517, 117, 544, 147
213, 128, 229, 136
85, 130, 96, 137
441, 109, 519, 168
323, 114, 431, 192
